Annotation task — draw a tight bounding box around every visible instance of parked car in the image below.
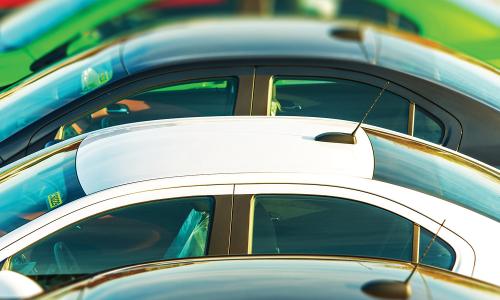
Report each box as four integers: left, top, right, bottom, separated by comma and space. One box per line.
0, 0, 303, 89
4, 256, 495, 299
0, 0, 158, 89
366, 0, 500, 68
0, 0, 32, 20
295, 0, 500, 68
0, 19, 498, 168
0, 117, 498, 289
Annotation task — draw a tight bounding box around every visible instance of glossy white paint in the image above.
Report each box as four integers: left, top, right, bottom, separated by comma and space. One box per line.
76, 117, 374, 194
1, 172, 497, 284
0, 117, 497, 285
0, 270, 43, 298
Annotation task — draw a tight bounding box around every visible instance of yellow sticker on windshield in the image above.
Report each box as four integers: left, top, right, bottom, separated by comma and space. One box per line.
47, 192, 63, 209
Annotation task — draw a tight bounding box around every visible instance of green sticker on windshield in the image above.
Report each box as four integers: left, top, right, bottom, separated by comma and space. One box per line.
47, 192, 63, 210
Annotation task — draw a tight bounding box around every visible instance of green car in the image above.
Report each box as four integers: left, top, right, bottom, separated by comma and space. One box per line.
329, 0, 500, 68
0, 0, 153, 89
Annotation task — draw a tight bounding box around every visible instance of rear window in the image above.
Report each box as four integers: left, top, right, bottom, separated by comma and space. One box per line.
0, 141, 85, 237
366, 128, 500, 222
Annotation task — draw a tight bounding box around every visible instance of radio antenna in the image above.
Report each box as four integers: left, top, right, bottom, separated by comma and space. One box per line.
315, 81, 390, 144
404, 219, 447, 284
351, 81, 390, 136
361, 219, 447, 299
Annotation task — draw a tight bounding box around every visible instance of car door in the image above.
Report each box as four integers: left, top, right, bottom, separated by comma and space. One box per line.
251, 67, 461, 149
230, 183, 475, 277
0, 184, 233, 289
22, 66, 254, 158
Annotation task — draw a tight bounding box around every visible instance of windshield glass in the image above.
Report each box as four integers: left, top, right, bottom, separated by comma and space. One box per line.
373, 30, 500, 110
0, 0, 98, 50
0, 140, 85, 237
0, 45, 126, 142
366, 128, 500, 222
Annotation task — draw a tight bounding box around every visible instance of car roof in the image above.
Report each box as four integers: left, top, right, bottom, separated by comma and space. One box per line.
76, 117, 374, 194
41, 256, 500, 300
121, 18, 369, 74
119, 18, 499, 111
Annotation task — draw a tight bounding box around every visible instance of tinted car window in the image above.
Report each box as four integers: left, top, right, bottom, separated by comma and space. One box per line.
414, 106, 444, 144
0, 45, 126, 142
271, 78, 409, 134
420, 227, 455, 270
0, 141, 85, 237
252, 194, 413, 261
367, 128, 500, 221
57, 78, 238, 141
7, 196, 214, 289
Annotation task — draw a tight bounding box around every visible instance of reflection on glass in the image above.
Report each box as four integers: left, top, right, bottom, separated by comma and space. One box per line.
8, 196, 213, 290
420, 227, 455, 270
367, 129, 500, 221
0, 46, 126, 142
252, 194, 414, 261
57, 78, 238, 141
272, 77, 409, 134
376, 33, 500, 110
0, 141, 85, 237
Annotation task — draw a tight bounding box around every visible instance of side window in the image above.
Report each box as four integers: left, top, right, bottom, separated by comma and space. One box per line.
414, 106, 444, 144
252, 195, 414, 261
271, 78, 410, 134
419, 227, 456, 270
57, 78, 238, 141
7, 196, 214, 288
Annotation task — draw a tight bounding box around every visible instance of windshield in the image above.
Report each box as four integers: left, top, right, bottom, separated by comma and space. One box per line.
372, 29, 500, 110
0, 0, 98, 50
0, 45, 126, 142
0, 140, 85, 237
366, 128, 500, 222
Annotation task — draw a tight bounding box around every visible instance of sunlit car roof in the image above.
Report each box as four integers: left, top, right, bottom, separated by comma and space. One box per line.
39, 256, 500, 300
121, 18, 368, 73
76, 117, 374, 194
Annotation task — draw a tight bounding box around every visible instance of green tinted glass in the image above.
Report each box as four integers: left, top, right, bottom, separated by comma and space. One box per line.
414, 106, 444, 144
252, 195, 413, 261
9, 196, 214, 289
272, 77, 409, 134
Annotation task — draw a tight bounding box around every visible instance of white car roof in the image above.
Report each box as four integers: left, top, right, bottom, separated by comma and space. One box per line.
76, 117, 374, 194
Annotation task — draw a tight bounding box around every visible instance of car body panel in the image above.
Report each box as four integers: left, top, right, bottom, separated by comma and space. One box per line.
2, 168, 497, 283
0, 19, 498, 166
121, 19, 368, 74
75, 117, 374, 194
37, 257, 500, 300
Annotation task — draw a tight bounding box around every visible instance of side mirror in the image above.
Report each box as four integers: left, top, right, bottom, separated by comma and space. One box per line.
0, 270, 43, 299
